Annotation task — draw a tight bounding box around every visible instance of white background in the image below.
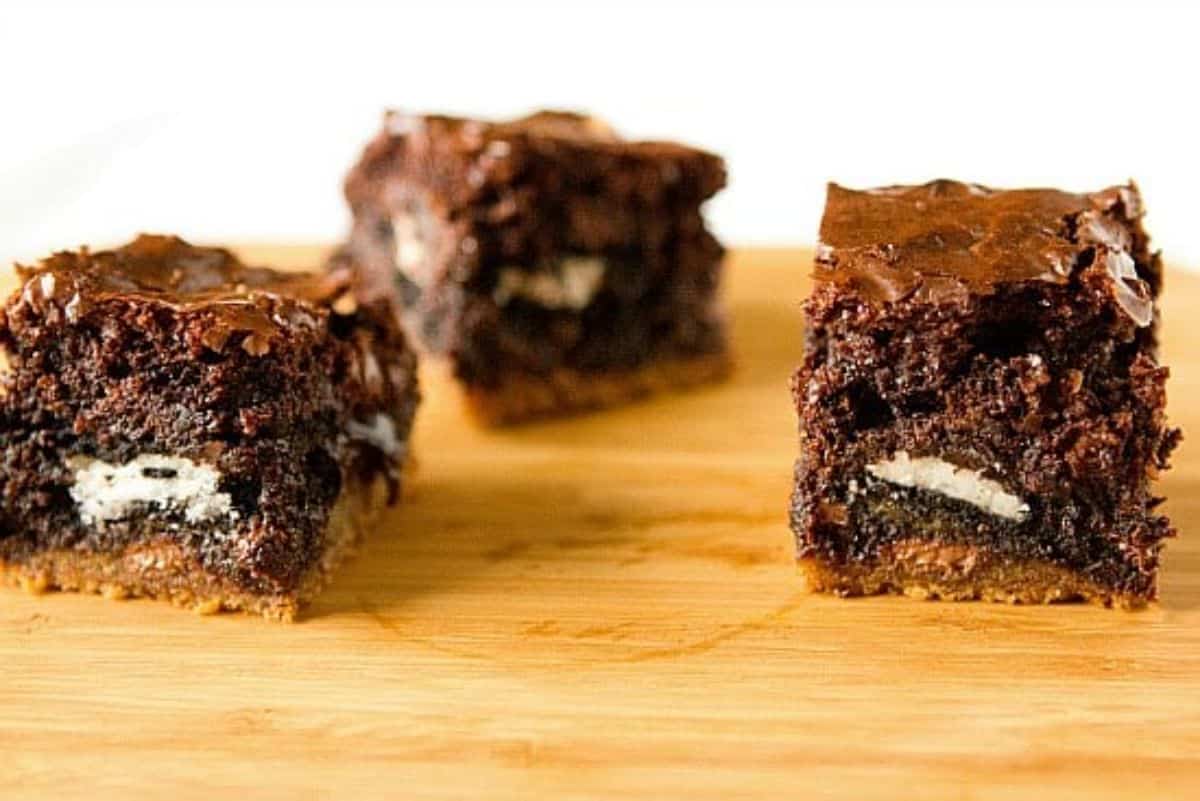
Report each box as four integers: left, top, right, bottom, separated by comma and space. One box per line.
1, 1, 1197, 268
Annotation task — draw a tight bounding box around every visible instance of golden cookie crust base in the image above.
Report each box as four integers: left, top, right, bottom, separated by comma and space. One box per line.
796, 539, 1148, 610
0, 476, 388, 622
463, 350, 733, 426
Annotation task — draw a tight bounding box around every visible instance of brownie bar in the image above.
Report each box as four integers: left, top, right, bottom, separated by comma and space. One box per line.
0, 235, 419, 619
336, 110, 730, 424
791, 180, 1179, 607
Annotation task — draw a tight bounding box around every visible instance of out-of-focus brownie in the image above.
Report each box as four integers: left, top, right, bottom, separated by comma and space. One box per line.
335, 109, 730, 424
791, 180, 1179, 607
0, 235, 420, 619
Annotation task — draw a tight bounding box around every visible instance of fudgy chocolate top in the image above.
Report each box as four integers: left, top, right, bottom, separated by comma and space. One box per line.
346, 109, 727, 215
388, 110, 620, 145
9, 235, 351, 355
816, 180, 1151, 321
384, 109, 718, 165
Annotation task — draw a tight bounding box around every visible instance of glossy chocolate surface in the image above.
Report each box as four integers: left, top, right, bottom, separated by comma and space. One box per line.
12, 235, 349, 355
816, 180, 1151, 323
384, 109, 713, 162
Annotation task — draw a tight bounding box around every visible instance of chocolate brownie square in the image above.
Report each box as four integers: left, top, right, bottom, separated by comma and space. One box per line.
0, 235, 420, 619
791, 180, 1179, 607
336, 110, 730, 424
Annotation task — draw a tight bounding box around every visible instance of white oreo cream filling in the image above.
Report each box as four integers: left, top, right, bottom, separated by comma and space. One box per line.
67, 454, 234, 526
392, 212, 427, 277
346, 413, 400, 457
392, 210, 607, 312
493, 256, 606, 310
865, 451, 1030, 521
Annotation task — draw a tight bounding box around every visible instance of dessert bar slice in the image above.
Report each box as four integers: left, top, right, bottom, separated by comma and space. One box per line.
791, 180, 1179, 607
0, 235, 419, 619
336, 110, 730, 424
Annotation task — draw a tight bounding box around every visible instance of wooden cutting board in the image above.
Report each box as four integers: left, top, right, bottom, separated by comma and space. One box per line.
3, 248, 1198, 800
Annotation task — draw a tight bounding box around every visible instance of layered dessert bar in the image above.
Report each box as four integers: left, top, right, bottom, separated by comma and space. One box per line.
0, 235, 419, 619
337, 110, 729, 424
791, 180, 1179, 607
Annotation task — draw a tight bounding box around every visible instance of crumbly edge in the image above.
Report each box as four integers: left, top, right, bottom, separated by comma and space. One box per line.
0, 475, 390, 622
796, 549, 1150, 610
462, 350, 733, 426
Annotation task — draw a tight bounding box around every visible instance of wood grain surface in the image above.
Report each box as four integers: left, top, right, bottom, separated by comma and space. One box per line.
2, 248, 1198, 800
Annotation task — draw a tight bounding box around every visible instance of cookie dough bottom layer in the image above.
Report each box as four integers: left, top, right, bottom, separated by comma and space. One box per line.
796, 541, 1149, 610
0, 476, 388, 622
463, 351, 733, 426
